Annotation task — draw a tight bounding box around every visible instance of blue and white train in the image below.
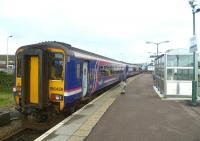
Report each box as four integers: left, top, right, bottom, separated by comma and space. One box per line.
13, 41, 140, 116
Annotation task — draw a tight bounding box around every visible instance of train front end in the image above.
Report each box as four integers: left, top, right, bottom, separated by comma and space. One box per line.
13, 43, 66, 118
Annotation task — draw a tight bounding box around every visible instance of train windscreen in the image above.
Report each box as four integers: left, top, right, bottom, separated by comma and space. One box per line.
48, 53, 64, 80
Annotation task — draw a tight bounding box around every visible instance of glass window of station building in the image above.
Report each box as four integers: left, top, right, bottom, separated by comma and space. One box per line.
153, 48, 198, 98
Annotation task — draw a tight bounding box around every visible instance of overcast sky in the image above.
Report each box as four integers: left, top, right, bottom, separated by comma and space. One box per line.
0, 0, 200, 63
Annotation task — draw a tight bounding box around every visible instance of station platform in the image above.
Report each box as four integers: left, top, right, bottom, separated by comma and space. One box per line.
36, 74, 200, 141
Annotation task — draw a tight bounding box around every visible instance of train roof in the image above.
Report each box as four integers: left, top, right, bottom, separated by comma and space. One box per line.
17, 41, 129, 65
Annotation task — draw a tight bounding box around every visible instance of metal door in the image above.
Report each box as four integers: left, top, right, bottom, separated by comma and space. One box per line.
82, 62, 88, 97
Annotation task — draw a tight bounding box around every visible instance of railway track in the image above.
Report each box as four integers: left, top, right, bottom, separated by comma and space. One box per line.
1, 115, 66, 141
3, 128, 45, 141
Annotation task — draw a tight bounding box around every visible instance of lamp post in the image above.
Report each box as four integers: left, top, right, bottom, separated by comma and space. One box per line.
6, 35, 13, 72
189, 0, 200, 105
146, 41, 170, 57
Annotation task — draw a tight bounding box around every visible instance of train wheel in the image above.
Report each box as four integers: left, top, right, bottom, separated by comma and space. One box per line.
39, 114, 48, 122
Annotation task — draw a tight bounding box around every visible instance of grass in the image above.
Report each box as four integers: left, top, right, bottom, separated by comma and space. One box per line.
0, 71, 15, 108
0, 91, 15, 108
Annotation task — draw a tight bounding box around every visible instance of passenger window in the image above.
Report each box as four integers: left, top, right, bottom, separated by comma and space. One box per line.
49, 53, 64, 80
76, 64, 81, 79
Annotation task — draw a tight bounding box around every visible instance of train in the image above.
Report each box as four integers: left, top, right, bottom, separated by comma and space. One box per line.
12, 41, 140, 119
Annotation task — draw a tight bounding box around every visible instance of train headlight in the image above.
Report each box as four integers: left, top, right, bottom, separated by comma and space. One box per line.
13, 87, 17, 92
13, 86, 21, 92
51, 94, 63, 101
13, 86, 22, 96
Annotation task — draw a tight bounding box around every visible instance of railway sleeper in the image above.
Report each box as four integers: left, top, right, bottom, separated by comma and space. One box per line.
0, 111, 10, 126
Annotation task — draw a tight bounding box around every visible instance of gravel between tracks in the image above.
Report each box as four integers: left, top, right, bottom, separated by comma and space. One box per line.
0, 106, 22, 140
0, 119, 22, 140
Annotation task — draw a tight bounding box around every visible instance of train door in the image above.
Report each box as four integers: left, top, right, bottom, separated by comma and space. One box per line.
82, 62, 88, 97
21, 49, 48, 108
30, 56, 39, 104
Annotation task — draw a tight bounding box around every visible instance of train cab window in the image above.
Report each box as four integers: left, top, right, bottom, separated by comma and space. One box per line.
17, 53, 22, 77
48, 53, 64, 80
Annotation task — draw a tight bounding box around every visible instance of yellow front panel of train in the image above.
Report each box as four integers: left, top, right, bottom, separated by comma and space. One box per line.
49, 80, 64, 94
30, 56, 39, 104
49, 80, 64, 110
